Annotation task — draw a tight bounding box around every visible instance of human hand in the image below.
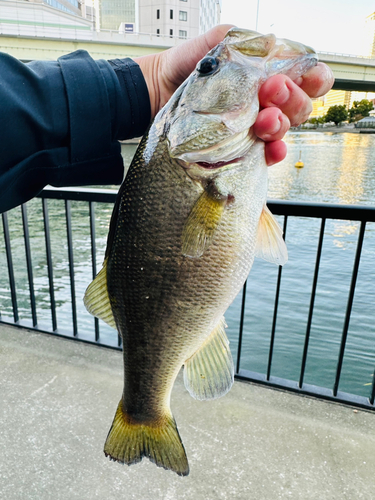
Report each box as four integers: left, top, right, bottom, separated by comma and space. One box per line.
134, 25, 334, 165
254, 63, 334, 165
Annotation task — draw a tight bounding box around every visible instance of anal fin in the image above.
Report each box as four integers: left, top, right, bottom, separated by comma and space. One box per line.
184, 317, 234, 400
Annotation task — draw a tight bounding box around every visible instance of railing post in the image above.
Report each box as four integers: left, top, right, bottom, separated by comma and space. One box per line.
333, 220, 366, 397
65, 200, 78, 337
21, 204, 38, 327
236, 280, 247, 374
299, 218, 326, 388
89, 201, 100, 341
42, 199, 57, 331
267, 215, 288, 381
2, 211, 19, 323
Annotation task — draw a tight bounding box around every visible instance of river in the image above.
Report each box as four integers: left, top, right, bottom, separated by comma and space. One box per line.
1, 131, 374, 398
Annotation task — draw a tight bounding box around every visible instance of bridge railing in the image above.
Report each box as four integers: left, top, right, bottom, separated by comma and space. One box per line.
1, 188, 374, 410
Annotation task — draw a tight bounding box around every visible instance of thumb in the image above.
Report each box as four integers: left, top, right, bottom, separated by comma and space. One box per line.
163, 24, 235, 87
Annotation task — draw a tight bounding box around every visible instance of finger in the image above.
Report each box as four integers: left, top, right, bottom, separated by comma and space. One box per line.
294, 62, 334, 98
258, 74, 313, 127
265, 140, 287, 166
253, 107, 290, 142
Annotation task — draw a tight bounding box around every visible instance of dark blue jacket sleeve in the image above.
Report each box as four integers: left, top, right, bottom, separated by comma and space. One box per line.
0, 50, 151, 213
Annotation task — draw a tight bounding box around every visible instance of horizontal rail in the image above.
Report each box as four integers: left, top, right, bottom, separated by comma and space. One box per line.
235, 370, 374, 412
38, 188, 375, 221
1, 187, 374, 411
267, 200, 375, 222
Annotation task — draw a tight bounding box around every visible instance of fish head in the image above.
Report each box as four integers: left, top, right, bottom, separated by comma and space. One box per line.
162, 28, 317, 177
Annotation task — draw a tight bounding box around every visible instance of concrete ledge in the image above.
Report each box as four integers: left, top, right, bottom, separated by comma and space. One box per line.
1, 324, 374, 499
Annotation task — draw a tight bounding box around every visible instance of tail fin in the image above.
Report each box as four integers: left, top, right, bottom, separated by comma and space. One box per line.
104, 400, 189, 477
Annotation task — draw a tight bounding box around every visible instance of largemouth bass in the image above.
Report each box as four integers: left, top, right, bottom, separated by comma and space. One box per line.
84, 28, 317, 476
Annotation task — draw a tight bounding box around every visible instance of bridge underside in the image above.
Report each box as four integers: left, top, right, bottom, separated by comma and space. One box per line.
333, 79, 375, 92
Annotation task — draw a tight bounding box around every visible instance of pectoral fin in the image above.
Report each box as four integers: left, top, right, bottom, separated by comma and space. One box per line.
255, 204, 288, 265
83, 258, 117, 329
182, 190, 226, 258
184, 317, 234, 400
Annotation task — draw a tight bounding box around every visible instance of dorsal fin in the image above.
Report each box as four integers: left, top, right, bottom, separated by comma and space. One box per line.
255, 204, 288, 265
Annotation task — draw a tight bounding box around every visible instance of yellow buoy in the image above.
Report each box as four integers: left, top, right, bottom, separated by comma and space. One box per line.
295, 150, 304, 168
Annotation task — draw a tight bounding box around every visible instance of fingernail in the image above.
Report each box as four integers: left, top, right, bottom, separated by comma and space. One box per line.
269, 115, 282, 135
271, 84, 290, 106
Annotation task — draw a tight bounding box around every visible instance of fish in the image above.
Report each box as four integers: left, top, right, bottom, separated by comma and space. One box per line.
84, 28, 317, 476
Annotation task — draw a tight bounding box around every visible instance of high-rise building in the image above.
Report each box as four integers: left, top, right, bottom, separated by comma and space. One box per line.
97, 0, 220, 36
43, 0, 82, 17
139, 0, 220, 37
199, 0, 220, 34
364, 12, 375, 58
99, 0, 136, 30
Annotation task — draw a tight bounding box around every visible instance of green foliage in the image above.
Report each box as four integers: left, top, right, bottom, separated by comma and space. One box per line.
324, 105, 348, 126
308, 116, 325, 125
349, 99, 374, 123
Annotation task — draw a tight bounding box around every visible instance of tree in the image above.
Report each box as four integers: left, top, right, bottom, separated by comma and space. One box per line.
349, 99, 374, 123
308, 116, 325, 125
324, 105, 348, 126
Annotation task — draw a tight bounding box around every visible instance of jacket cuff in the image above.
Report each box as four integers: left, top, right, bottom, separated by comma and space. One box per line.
108, 58, 151, 140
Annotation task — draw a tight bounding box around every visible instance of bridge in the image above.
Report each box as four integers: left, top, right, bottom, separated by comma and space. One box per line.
319, 52, 375, 92
1, 31, 375, 93
0, 0, 375, 92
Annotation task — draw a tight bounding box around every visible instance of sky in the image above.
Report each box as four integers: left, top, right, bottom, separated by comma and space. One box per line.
220, 0, 375, 56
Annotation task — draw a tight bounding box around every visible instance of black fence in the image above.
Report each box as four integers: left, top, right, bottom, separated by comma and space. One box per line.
1, 187, 374, 410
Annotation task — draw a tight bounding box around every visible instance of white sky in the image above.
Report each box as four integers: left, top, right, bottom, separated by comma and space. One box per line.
220, 0, 375, 56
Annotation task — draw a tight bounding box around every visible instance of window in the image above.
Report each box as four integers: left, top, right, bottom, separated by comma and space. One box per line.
170, 9, 173, 19
179, 10, 187, 21
179, 30, 187, 38
156, 9, 160, 19
170, 29, 173, 37
156, 28, 160, 36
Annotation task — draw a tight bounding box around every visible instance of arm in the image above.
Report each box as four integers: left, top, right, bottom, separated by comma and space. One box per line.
0, 51, 150, 213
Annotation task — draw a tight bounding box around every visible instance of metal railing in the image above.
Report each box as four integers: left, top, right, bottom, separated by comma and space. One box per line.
1, 188, 375, 410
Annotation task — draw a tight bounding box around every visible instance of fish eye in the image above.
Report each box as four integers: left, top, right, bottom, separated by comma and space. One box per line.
196, 56, 219, 76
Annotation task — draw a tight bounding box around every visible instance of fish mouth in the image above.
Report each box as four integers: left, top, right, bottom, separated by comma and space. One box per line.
195, 158, 243, 169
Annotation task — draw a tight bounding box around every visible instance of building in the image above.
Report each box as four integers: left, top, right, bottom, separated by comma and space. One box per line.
363, 11, 375, 58
139, 0, 220, 37
310, 89, 375, 119
0, 0, 93, 40
139, 0, 198, 39
97, 0, 220, 36
43, 0, 82, 16
98, 0, 135, 30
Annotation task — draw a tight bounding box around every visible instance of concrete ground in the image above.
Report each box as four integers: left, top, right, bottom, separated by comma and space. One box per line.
0, 324, 374, 500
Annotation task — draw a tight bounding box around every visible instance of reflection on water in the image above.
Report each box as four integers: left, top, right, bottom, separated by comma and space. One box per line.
1, 133, 374, 397
269, 132, 375, 205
